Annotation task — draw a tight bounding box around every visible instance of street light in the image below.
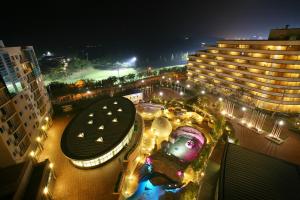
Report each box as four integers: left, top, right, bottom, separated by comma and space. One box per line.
278, 120, 284, 126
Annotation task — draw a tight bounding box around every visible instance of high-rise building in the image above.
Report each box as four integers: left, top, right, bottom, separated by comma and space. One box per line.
0, 41, 52, 167
187, 28, 300, 113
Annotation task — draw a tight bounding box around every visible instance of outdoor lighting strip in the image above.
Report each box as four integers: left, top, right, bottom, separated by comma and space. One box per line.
71, 125, 134, 168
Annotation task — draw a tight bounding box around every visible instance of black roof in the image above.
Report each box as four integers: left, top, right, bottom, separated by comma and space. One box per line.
219, 143, 300, 200
22, 160, 50, 200
0, 162, 26, 199
61, 97, 136, 160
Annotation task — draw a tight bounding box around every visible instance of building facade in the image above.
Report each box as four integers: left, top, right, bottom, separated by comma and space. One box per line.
0, 41, 52, 167
187, 29, 300, 113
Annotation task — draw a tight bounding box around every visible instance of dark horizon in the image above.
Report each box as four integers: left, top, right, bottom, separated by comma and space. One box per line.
1, 0, 300, 57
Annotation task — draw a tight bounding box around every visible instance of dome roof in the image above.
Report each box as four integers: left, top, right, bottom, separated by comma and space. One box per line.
151, 117, 172, 137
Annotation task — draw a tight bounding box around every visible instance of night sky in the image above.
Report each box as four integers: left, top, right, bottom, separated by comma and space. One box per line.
1, 0, 300, 58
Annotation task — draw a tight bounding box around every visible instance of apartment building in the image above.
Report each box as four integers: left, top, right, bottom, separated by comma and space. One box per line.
0, 41, 52, 167
187, 28, 300, 113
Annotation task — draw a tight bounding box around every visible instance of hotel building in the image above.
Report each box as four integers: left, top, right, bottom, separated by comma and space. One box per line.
0, 41, 52, 167
187, 28, 300, 113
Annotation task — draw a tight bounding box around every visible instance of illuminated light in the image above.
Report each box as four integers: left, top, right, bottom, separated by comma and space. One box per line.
146, 157, 152, 165
41, 125, 46, 131
49, 163, 54, 169
168, 78, 172, 81
45, 117, 49, 121
36, 136, 41, 142
89, 113, 94, 117
159, 91, 163, 96
241, 107, 247, 111
29, 151, 35, 157
96, 137, 103, 142
87, 90, 91, 94
117, 108, 123, 112
114, 101, 118, 105
43, 187, 49, 195
107, 111, 112, 115
257, 128, 262, 132
221, 110, 226, 115
112, 118, 118, 122
98, 125, 104, 130
177, 170, 183, 177
102, 106, 107, 109
180, 91, 184, 96
162, 76, 165, 79
241, 119, 246, 124
186, 84, 191, 88
176, 80, 180, 84
88, 120, 93, 124
119, 84, 122, 88
141, 80, 145, 83
201, 90, 205, 94
247, 123, 253, 128
201, 172, 205, 177
278, 120, 284, 126
218, 97, 223, 102
77, 132, 84, 138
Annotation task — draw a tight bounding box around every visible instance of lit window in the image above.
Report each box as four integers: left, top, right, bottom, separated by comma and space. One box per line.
98, 125, 104, 130
96, 137, 103, 142
77, 132, 84, 138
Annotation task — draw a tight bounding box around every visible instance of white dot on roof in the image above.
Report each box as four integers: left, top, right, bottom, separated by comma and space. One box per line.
88, 120, 93, 124
117, 108, 122, 112
107, 111, 112, 115
89, 113, 94, 117
103, 106, 107, 109
112, 118, 118, 122
98, 125, 104, 130
96, 137, 103, 142
77, 132, 84, 138
114, 101, 118, 105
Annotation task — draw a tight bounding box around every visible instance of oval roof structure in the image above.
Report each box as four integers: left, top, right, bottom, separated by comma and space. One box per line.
61, 97, 136, 160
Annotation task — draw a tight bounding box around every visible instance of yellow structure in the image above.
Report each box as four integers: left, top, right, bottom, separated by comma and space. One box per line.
187, 29, 300, 113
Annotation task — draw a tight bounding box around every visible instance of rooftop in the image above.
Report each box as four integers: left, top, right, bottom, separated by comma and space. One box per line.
61, 97, 136, 160
219, 143, 300, 200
